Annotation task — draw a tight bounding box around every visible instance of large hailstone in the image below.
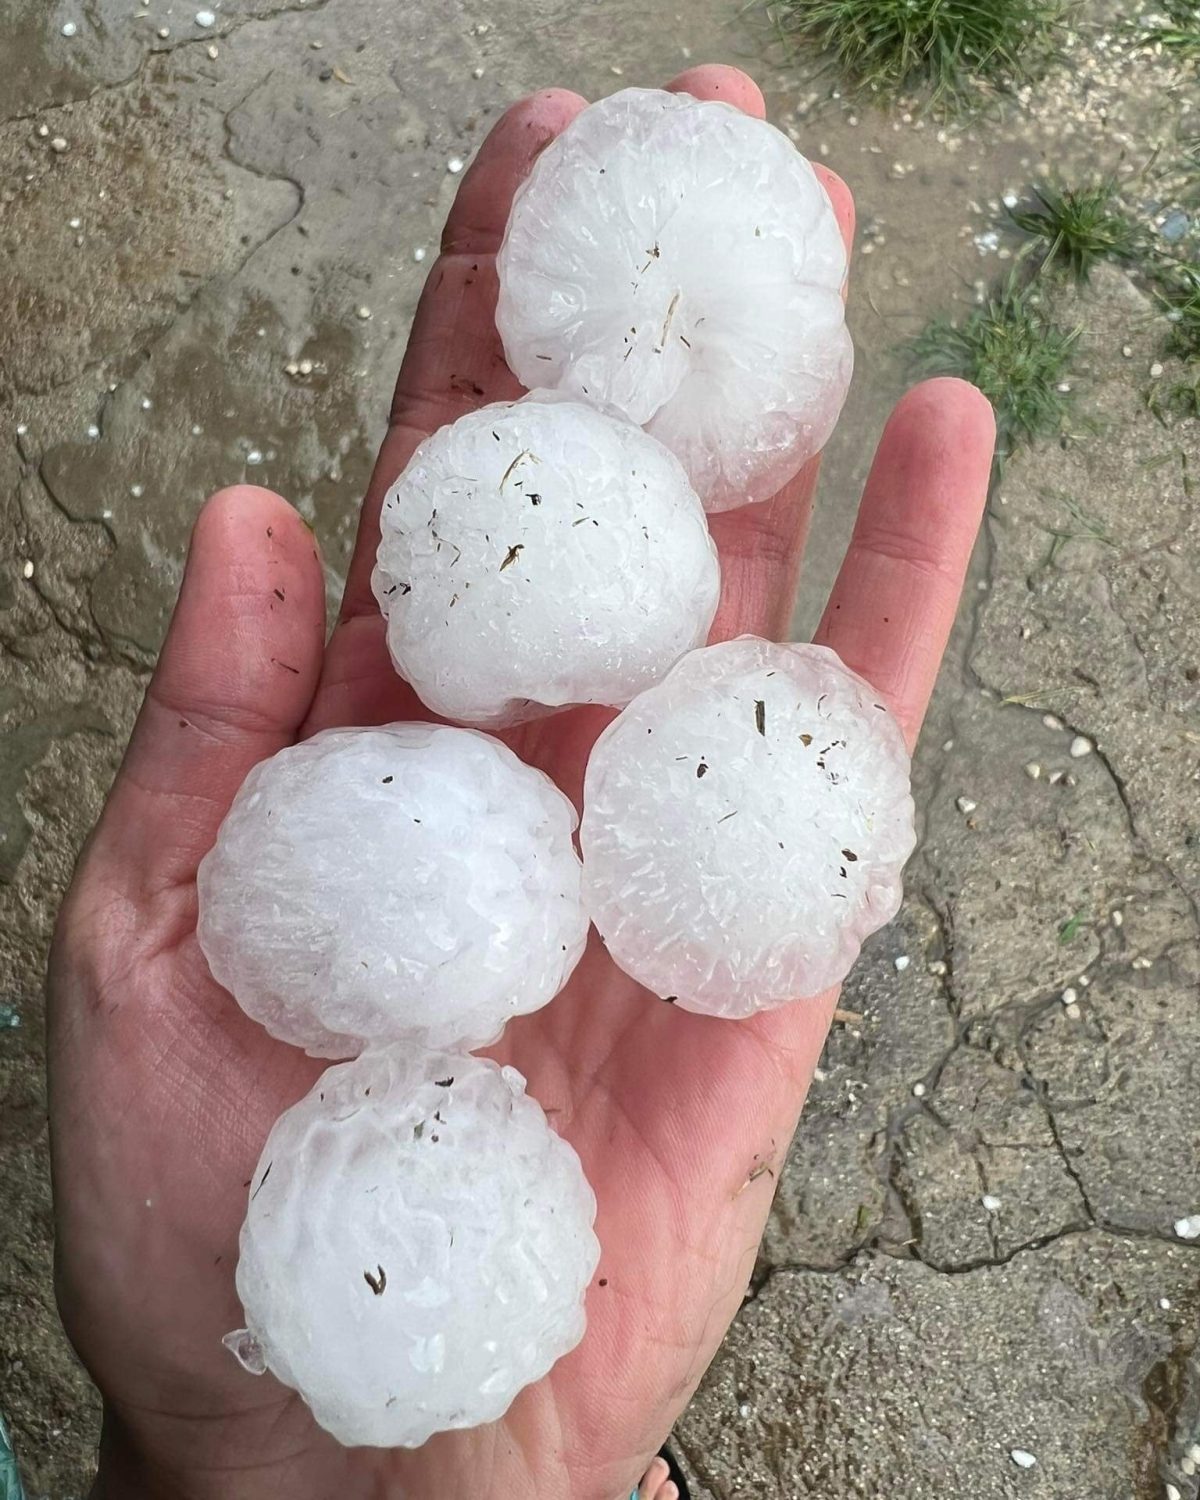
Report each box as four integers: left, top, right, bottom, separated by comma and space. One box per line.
372, 392, 719, 727
224, 1048, 600, 1448
197, 725, 587, 1056
580, 638, 915, 1016
496, 88, 852, 513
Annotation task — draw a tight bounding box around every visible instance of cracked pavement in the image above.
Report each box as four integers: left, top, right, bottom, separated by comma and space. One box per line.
2, 1, 1198, 1495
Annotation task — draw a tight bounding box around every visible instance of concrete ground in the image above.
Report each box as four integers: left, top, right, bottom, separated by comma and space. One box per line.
2, 0, 1197, 1495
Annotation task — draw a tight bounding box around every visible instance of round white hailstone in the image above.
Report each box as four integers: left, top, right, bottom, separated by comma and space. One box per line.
496, 88, 852, 514
581, 638, 915, 1016
372, 392, 719, 727
225, 1048, 600, 1448
197, 725, 587, 1056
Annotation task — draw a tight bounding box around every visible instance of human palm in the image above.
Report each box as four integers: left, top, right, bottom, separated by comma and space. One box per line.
48, 65, 994, 1500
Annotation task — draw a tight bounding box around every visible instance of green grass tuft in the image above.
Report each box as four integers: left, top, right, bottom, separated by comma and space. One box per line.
1158, 263, 1200, 360
765, 0, 1071, 108
1009, 182, 1146, 282
910, 280, 1079, 460
1130, 1, 1200, 59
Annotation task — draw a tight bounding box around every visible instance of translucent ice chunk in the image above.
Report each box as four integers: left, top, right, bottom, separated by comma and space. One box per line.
197, 724, 587, 1055
497, 89, 852, 512
580, 638, 915, 1015
230, 1049, 599, 1448
372, 392, 720, 727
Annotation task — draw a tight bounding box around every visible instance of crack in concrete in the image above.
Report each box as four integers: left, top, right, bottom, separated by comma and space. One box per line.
2, 0, 335, 129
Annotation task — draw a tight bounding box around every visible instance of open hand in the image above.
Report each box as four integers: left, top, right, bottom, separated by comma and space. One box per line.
48, 64, 995, 1500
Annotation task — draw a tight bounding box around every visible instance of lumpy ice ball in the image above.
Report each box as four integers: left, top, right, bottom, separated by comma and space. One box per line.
581, 638, 915, 1016
197, 725, 587, 1056
496, 89, 852, 513
372, 393, 719, 727
225, 1049, 599, 1448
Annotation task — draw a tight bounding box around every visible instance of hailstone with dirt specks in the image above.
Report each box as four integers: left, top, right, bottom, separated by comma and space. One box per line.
224, 1048, 599, 1448
581, 638, 915, 1015
372, 392, 720, 727
496, 89, 852, 513
197, 724, 587, 1056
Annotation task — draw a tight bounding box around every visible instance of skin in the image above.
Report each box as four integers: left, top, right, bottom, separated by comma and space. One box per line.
47, 65, 996, 1500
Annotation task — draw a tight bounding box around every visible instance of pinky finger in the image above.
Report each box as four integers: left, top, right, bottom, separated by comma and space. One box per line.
813, 378, 995, 749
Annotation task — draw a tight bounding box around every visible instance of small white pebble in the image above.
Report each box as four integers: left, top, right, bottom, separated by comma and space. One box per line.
86, 423, 99, 439
140, 397, 152, 410
1056, 381, 1071, 393
130, 484, 144, 498
1042, 714, 1064, 731
1024, 762, 1041, 780
956, 796, 977, 815
942, 738, 954, 753
1061, 987, 1077, 1005
51, 136, 69, 153
1173, 1215, 1200, 1240
22, 559, 35, 579
61, 20, 78, 36
1069, 735, 1093, 759
298, 358, 313, 376
16, 422, 28, 436
981, 1194, 1002, 1212
68, 215, 82, 229
1159, 1297, 1171, 1311
1182, 1456, 1196, 1478
246, 448, 263, 466
157, 25, 170, 38
195, 9, 216, 26
284, 361, 299, 376
447, 156, 465, 174
356, 305, 372, 320
413, 246, 427, 262
928, 960, 947, 977
1048, 770, 1065, 786
1132, 956, 1152, 970
912, 1082, 927, 1099
37, 123, 50, 138
893, 955, 910, 972
191, 424, 203, 436
1064, 1002, 1081, 1020
1166, 1486, 1181, 1500
1010, 1449, 1037, 1469
1150, 362, 1164, 378
472, 65, 484, 78
737, 1401, 752, 1418
206, 43, 218, 58
1111, 909, 1123, 927
1122, 344, 1134, 358
610, 64, 624, 76
1188, 1443, 1200, 1465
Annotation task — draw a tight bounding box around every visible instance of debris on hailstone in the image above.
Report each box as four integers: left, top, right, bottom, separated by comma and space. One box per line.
226, 1049, 599, 1448
580, 638, 915, 1015
373, 393, 720, 727
496, 88, 852, 512
197, 725, 588, 1055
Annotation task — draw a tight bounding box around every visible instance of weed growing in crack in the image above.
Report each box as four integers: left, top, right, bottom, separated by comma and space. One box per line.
761, 0, 1072, 111
1009, 182, 1147, 283
910, 278, 1079, 464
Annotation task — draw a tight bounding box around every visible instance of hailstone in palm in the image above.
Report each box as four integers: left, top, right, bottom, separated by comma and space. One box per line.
372, 392, 720, 727
496, 88, 852, 513
197, 724, 587, 1056
580, 638, 915, 1016
224, 1048, 599, 1448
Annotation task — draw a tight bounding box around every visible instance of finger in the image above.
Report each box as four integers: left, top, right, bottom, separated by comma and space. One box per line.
666, 63, 766, 115
814, 377, 996, 747
87, 487, 325, 895
708, 166, 855, 641
335, 87, 587, 627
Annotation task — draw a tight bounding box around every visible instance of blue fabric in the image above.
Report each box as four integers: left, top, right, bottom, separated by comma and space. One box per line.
0, 1412, 26, 1500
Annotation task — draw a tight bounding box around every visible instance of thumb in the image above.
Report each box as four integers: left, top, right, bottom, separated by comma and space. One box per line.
86, 486, 325, 897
